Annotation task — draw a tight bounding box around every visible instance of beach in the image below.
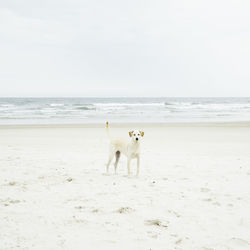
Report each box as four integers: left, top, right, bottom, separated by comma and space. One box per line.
1, 123, 250, 249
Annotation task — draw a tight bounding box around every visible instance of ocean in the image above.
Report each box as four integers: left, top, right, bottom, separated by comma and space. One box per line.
0, 97, 249, 125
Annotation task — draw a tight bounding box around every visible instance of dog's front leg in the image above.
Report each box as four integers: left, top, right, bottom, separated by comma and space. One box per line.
127, 158, 131, 176
136, 155, 140, 177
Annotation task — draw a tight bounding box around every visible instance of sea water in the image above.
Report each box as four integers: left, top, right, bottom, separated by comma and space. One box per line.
0, 97, 249, 124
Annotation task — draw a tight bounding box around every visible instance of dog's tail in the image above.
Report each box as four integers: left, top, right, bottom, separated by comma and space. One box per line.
106, 121, 111, 139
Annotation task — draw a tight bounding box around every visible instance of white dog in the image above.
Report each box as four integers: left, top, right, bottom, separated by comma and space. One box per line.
105, 122, 144, 176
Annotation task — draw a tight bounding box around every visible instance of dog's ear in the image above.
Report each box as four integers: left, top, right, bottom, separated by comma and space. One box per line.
140, 131, 144, 137
129, 131, 133, 137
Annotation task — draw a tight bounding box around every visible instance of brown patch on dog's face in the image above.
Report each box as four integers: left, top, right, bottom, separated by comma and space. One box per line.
129, 131, 134, 137
140, 131, 144, 137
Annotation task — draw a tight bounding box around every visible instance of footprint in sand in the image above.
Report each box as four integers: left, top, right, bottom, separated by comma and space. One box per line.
1, 198, 22, 206
147, 231, 159, 239
203, 198, 212, 202
212, 202, 221, 206
145, 219, 168, 228
115, 207, 134, 214
225, 238, 250, 250
8, 181, 17, 186
75, 206, 85, 210
72, 215, 87, 224
175, 238, 183, 245
9, 200, 21, 204
91, 208, 100, 213
168, 210, 181, 218
200, 187, 210, 193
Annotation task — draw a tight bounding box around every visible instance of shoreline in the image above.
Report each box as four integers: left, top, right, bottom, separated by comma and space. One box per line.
0, 121, 250, 129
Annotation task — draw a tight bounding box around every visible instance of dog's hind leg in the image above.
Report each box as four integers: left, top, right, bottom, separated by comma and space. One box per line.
114, 151, 120, 174
106, 151, 115, 174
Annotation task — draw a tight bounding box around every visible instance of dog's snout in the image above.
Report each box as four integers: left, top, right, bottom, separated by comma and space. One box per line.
136, 138, 138, 141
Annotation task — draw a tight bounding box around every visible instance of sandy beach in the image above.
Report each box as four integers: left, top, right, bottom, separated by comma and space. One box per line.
1, 123, 250, 250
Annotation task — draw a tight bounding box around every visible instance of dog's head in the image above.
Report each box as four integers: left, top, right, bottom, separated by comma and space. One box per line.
129, 130, 144, 142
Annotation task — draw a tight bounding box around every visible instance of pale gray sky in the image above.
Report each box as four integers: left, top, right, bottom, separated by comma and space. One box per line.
0, 0, 249, 97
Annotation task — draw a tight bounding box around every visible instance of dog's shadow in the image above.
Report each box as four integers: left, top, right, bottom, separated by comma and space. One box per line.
102, 172, 139, 178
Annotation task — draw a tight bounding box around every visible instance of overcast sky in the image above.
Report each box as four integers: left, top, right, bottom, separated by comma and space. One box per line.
0, 0, 249, 97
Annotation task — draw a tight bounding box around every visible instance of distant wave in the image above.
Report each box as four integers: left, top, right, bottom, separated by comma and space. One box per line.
94, 102, 165, 107
76, 106, 96, 110
49, 103, 65, 107
0, 104, 15, 107
164, 102, 174, 106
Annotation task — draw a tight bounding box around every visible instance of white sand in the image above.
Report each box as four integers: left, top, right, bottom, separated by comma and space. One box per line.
1, 123, 250, 250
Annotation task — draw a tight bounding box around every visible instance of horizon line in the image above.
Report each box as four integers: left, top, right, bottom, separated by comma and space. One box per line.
0, 96, 249, 99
